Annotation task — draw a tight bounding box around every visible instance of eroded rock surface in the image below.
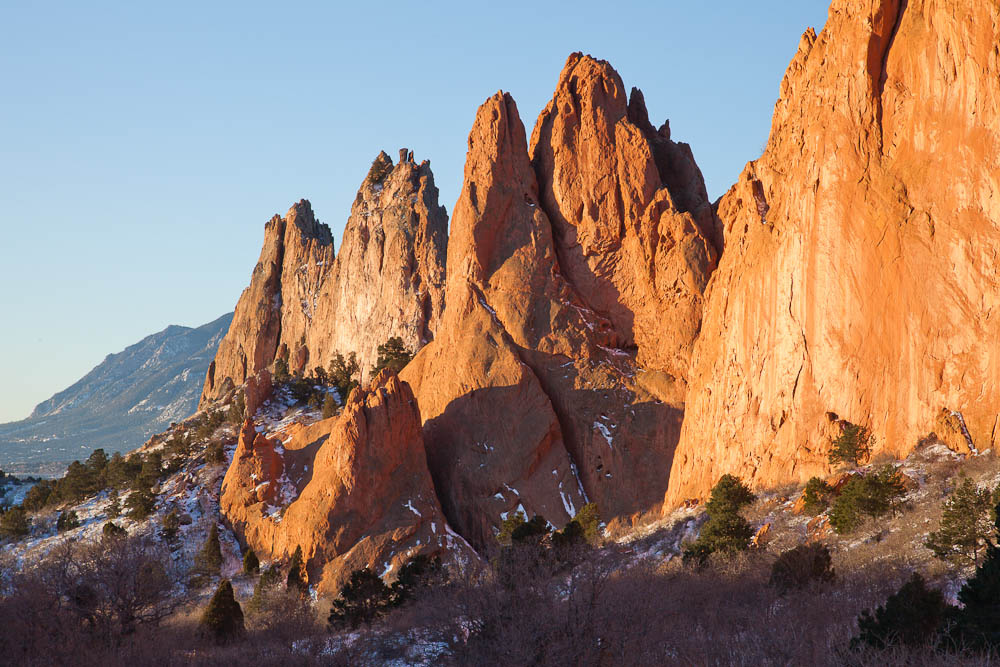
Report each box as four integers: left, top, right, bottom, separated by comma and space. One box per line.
403, 70, 713, 545
202, 153, 447, 406
221, 371, 472, 594
665, 0, 1000, 507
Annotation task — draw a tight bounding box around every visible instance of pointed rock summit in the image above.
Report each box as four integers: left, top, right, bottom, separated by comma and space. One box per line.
530, 53, 720, 380
202, 200, 333, 404
201, 152, 447, 406
404, 64, 717, 544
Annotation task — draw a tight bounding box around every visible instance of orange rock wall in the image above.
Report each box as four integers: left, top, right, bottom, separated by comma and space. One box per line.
665, 0, 1000, 507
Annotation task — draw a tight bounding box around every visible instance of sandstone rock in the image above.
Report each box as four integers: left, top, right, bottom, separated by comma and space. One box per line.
221, 371, 473, 594
529, 53, 720, 380
750, 522, 771, 549
790, 495, 807, 516
202, 154, 447, 406
401, 79, 714, 547
243, 370, 272, 418
230, 418, 285, 506
806, 515, 832, 543
308, 152, 448, 380
664, 0, 1000, 509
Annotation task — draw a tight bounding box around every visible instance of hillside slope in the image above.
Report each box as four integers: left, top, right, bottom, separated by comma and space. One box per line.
0, 313, 232, 474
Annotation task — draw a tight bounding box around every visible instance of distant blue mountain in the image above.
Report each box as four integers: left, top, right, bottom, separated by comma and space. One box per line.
0, 313, 233, 475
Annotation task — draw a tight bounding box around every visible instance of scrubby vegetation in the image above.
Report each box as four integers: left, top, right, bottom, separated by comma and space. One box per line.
683, 474, 756, 564
371, 336, 414, 376
4, 385, 1000, 665
829, 421, 874, 467
828, 465, 906, 534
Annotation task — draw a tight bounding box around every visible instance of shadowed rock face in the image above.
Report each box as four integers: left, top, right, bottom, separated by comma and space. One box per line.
201, 153, 447, 407
665, 0, 1000, 508
403, 72, 712, 547
221, 370, 473, 594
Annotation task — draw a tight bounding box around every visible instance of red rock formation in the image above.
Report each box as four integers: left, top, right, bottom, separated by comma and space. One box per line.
221, 371, 472, 594
243, 369, 272, 418
530, 53, 720, 380
230, 418, 285, 505
310, 150, 448, 380
665, 0, 1000, 508
403, 75, 713, 546
201, 153, 447, 406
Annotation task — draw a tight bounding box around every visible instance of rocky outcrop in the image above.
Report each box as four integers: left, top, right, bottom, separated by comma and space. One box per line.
202, 201, 333, 404
221, 370, 473, 594
403, 68, 713, 547
665, 0, 1000, 507
309, 150, 448, 380
201, 153, 447, 406
530, 53, 720, 380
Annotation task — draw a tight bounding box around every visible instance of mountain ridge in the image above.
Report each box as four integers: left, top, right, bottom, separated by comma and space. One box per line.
0, 313, 233, 474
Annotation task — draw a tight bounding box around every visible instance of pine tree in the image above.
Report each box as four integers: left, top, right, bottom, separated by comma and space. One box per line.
371, 337, 414, 376
322, 393, 338, 419
247, 565, 282, 614
286, 545, 307, 594
854, 573, 949, 650
497, 511, 527, 546
573, 503, 602, 544
390, 555, 443, 606
243, 548, 260, 575
137, 451, 163, 490
926, 478, 995, 567
683, 474, 756, 563
205, 441, 226, 465
102, 521, 127, 541
828, 422, 874, 467
200, 579, 245, 642
228, 392, 246, 425
828, 466, 906, 534
125, 487, 156, 520
511, 515, 550, 544
107, 488, 122, 518
327, 568, 393, 629
194, 525, 223, 580
801, 477, 833, 515
948, 507, 1000, 653
328, 352, 360, 401
0, 506, 30, 539
160, 508, 180, 542
56, 509, 80, 532
273, 356, 290, 383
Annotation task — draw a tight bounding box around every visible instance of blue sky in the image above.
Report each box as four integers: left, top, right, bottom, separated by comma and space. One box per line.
0, 1, 830, 422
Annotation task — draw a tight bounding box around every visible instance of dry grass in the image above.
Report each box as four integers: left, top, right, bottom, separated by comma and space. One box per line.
6, 443, 1000, 665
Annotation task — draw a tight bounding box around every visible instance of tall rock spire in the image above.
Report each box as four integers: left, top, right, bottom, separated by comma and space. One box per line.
529, 53, 720, 380
200, 153, 447, 406
201, 200, 333, 404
